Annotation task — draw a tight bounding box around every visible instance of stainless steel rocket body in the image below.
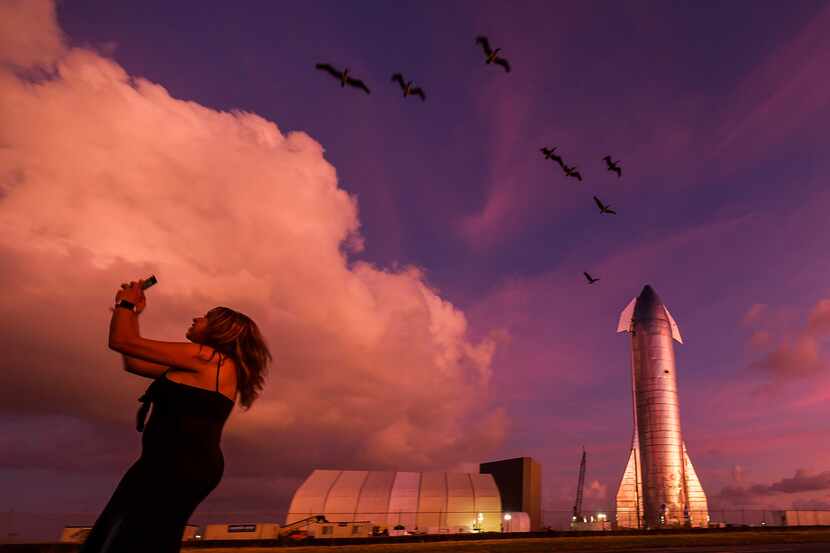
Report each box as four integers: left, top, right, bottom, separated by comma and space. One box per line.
631, 296, 686, 527
615, 285, 708, 529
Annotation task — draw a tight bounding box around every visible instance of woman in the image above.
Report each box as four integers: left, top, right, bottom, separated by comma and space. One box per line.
80, 278, 272, 553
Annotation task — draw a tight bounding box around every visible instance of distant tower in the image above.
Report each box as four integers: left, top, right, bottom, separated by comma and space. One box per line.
572, 448, 586, 522
615, 285, 709, 529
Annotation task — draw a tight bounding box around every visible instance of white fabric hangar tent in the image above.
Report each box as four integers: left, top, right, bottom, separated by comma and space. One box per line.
286, 470, 503, 532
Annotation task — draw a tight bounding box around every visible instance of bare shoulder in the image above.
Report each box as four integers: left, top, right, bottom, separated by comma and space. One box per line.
168, 346, 238, 400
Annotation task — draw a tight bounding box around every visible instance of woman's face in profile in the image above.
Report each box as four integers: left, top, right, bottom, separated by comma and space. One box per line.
186, 314, 209, 343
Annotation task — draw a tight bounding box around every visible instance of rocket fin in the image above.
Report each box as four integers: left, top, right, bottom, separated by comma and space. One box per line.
617, 297, 637, 333
682, 442, 708, 527
615, 445, 643, 528
663, 305, 683, 344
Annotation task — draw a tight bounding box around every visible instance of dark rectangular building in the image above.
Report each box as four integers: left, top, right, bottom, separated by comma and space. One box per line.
480, 457, 542, 531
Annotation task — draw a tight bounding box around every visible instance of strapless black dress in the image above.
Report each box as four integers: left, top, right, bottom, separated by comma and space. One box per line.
80, 362, 234, 553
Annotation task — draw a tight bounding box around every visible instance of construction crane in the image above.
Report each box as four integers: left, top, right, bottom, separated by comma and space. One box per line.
572, 447, 586, 521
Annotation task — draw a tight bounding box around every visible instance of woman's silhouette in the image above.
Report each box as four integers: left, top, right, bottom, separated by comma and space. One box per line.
80, 279, 272, 553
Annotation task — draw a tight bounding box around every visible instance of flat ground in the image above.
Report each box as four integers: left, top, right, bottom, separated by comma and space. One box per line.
180, 529, 830, 553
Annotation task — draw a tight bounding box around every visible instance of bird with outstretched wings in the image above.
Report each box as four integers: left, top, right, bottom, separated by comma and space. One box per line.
391, 73, 426, 101
475, 35, 511, 72
583, 272, 600, 284
564, 164, 583, 181
541, 146, 565, 168
593, 195, 616, 215
603, 155, 622, 177
315, 63, 371, 94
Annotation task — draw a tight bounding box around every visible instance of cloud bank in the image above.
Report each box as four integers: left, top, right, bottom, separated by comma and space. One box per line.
0, 0, 505, 510
747, 299, 830, 379
717, 469, 830, 506
0, 0, 65, 70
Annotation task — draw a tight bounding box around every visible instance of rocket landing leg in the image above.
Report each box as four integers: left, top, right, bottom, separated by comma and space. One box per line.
683, 442, 709, 528
615, 446, 643, 528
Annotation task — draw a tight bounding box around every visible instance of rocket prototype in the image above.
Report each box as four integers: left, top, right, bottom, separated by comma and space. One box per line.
615, 285, 709, 529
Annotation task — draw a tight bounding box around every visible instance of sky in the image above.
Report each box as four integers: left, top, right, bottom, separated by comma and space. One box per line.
1, 0, 830, 540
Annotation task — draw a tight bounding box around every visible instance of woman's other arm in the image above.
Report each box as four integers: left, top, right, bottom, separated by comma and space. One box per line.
122, 354, 169, 379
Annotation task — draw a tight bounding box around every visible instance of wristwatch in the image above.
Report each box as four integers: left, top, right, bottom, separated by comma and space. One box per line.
116, 299, 136, 312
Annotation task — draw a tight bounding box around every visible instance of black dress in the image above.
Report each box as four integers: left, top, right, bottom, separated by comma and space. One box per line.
80, 359, 234, 553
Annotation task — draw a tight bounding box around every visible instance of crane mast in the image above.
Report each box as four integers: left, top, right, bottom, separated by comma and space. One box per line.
573, 447, 586, 521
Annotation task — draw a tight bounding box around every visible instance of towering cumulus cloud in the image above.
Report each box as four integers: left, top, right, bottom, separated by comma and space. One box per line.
0, 0, 505, 483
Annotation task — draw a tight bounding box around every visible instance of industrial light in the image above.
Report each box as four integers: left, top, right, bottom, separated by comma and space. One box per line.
504, 514, 512, 521
597, 513, 607, 521
477, 513, 484, 521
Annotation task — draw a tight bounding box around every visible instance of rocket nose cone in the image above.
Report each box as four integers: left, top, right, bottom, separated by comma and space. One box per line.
634, 284, 667, 321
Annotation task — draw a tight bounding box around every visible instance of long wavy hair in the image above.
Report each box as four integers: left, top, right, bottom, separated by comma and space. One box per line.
200, 306, 271, 410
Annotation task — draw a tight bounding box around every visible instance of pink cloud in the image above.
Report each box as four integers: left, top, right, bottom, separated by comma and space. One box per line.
584, 479, 607, 501
743, 304, 768, 326
0, 0, 65, 69
732, 465, 746, 484
808, 299, 830, 334
0, 2, 507, 509
716, 469, 830, 507
748, 298, 830, 379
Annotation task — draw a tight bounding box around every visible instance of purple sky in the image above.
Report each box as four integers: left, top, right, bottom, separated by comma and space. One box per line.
2, 0, 830, 540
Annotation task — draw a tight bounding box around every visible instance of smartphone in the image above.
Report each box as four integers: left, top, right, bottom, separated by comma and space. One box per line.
141, 275, 158, 290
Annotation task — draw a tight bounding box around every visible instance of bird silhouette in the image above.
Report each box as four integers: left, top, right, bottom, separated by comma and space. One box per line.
540, 147, 565, 168
583, 272, 600, 284
315, 63, 371, 94
563, 164, 583, 181
391, 73, 426, 101
475, 36, 511, 72
602, 155, 622, 177
593, 195, 616, 215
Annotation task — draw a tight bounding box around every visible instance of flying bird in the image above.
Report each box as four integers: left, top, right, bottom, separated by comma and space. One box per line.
603, 155, 622, 177
391, 73, 426, 101
315, 63, 371, 94
540, 147, 564, 168
563, 164, 583, 181
593, 195, 616, 215
583, 272, 600, 284
475, 36, 511, 72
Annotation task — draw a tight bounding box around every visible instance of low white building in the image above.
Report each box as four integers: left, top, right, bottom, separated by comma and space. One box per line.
286, 469, 503, 533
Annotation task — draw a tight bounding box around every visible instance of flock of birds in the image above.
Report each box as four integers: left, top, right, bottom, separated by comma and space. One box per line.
316, 36, 621, 286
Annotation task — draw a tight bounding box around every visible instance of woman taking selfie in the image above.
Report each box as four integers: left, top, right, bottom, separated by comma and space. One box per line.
80, 278, 272, 553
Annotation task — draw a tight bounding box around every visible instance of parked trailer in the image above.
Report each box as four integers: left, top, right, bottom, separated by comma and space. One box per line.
59, 525, 199, 543
203, 522, 280, 540
310, 521, 374, 538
